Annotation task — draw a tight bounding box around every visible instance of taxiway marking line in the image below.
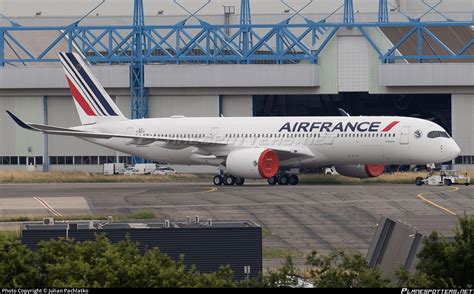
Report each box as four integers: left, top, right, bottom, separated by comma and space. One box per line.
416, 187, 459, 216
33, 197, 63, 217
205, 187, 218, 193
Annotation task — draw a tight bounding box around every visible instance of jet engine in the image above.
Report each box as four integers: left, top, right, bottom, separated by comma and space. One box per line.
226, 148, 279, 179
334, 164, 385, 179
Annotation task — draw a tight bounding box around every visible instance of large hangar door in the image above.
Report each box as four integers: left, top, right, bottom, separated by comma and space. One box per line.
254, 94, 451, 135
338, 36, 369, 92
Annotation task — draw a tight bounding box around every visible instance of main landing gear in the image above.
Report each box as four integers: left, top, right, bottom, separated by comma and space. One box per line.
213, 175, 245, 186
267, 174, 299, 186
213, 174, 299, 186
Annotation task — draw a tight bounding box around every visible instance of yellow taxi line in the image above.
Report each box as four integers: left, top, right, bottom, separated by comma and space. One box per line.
416, 187, 459, 216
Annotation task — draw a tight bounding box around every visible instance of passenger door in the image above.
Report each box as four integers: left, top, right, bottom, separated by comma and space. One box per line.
400, 126, 410, 145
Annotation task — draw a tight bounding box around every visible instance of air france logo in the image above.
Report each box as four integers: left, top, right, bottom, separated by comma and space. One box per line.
414, 130, 423, 139
278, 121, 400, 133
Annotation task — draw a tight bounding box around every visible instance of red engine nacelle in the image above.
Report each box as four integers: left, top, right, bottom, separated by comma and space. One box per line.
334, 164, 385, 179
226, 148, 279, 179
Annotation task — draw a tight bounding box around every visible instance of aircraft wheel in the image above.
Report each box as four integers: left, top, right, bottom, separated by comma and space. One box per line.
213, 175, 223, 186
268, 176, 278, 185
235, 178, 245, 186
289, 175, 299, 185
224, 176, 236, 186
444, 179, 452, 186
415, 177, 424, 186
278, 175, 289, 185
465, 183, 470, 186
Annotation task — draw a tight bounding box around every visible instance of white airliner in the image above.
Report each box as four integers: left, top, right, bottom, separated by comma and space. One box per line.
7, 52, 461, 186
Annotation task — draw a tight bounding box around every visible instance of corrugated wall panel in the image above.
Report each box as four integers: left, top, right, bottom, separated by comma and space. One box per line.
22, 227, 262, 281
149, 96, 219, 118
338, 36, 369, 92
0, 96, 43, 156
452, 94, 474, 156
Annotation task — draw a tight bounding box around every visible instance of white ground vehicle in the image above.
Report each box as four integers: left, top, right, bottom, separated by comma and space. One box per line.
133, 163, 158, 175
103, 163, 126, 175
123, 163, 158, 175
153, 167, 177, 175
323, 166, 338, 175
415, 170, 470, 186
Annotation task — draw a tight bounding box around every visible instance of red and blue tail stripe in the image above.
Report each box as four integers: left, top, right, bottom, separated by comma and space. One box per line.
59, 52, 118, 117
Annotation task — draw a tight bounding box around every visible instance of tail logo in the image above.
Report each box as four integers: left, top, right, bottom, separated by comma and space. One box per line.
60, 52, 118, 117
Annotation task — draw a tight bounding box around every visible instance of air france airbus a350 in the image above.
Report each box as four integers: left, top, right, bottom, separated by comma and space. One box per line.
7, 52, 461, 186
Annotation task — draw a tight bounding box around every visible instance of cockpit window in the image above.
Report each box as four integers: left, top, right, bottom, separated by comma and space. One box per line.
427, 131, 450, 139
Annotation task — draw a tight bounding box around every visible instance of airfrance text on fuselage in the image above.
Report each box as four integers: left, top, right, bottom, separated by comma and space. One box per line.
278, 121, 385, 133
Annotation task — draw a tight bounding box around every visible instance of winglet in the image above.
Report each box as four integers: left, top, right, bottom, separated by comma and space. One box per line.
6, 110, 34, 130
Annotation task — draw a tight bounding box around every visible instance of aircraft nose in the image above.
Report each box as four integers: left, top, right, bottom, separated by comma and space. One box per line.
451, 140, 461, 158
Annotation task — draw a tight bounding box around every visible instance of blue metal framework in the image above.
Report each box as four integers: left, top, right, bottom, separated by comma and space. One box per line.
239, 0, 253, 63
0, 2, 472, 66
1, 21, 472, 65
131, 0, 148, 120
378, 0, 389, 22
130, 0, 147, 164
344, 0, 354, 24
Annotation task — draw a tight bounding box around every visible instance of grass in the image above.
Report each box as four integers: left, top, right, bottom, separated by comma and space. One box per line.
0, 170, 472, 185
263, 248, 305, 259
300, 171, 474, 185
0, 230, 21, 240
0, 170, 209, 184
262, 228, 271, 237
0, 209, 157, 223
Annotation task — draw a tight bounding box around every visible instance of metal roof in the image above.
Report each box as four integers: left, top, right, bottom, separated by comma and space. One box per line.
21, 218, 260, 231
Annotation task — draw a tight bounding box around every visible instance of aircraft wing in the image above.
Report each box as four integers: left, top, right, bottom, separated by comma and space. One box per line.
7, 111, 313, 158
269, 146, 315, 158
6, 111, 225, 146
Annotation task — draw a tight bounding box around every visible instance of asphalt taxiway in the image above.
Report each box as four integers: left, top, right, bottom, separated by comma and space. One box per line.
1, 182, 472, 267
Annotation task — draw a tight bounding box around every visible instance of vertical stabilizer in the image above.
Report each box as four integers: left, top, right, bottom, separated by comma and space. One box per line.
59, 52, 127, 125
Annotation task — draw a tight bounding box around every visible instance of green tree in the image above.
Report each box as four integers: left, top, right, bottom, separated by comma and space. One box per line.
36, 234, 141, 287
0, 234, 37, 288
395, 267, 432, 288
306, 249, 391, 288
188, 265, 237, 288
411, 214, 474, 288
263, 256, 300, 288
35, 234, 238, 288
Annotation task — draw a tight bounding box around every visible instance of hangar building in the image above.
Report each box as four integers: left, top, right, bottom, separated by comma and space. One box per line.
0, 0, 472, 172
